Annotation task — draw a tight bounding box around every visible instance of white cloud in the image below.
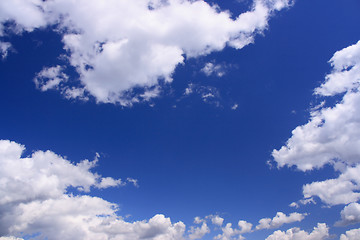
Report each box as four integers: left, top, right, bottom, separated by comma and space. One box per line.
336, 203, 360, 226
127, 177, 139, 188
208, 215, 225, 226
271, 41, 360, 211
340, 228, 360, 240
231, 103, 239, 110
188, 222, 210, 240
256, 212, 307, 230
0, 237, 24, 240
0, 41, 11, 59
315, 41, 360, 97
302, 165, 360, 206
289, 198, 316, 209
272, 40, 360, 171
214, 223, 243, 240
0, 139, 186, 240
213, 219, 252, 240
1, 0, 292, 105
201, 62, 227, 77
34, 66, 69, 91
183, 83, 222, 106
194, 216, 206, 224
238, 220, 253, 234
0, 0, 46, 35
265, 223, 329, 240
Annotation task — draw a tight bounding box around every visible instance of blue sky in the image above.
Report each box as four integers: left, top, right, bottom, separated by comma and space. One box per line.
1, 0, 360, 239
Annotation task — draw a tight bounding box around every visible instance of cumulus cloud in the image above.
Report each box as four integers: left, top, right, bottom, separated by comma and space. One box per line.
213, 220, 252, 240
271, 41, 360, 212
302, 165, 360, 206
0, 0, 46, 35
238, 220, 253, 234
340, 228, 360, 240
272, 40, 360, 171
214, 223, 244, 240
256, 212, 307, 230
265, 223, 329, 240
0, 0, 293, 105
0, 139, 188, 240
188, 222, 210, 240
207, 215, 225, 226
336, 203, 360, 226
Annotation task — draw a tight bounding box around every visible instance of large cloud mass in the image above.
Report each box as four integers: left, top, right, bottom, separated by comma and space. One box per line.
0, 0, 292, 105
0, 139, 186, 240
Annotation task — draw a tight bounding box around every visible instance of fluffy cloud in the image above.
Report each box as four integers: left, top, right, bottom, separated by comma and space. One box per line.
265, 223, 329, 240
0, 139, 188, 240
238, 220, 253, 234
256, 212, 306, 230
214, 223, 243, 240
188, 222, 210, 240
214, 220, 252, 240
336, 203, 360, 226
0, 0, 46, 34
272, 40, 360, 171
302, 165, 360, 206
0, 0, 292, 105
271, 41, 360, 215
340, 228, 360, 240
0, 140, 125, 206
207, 215, 225, 226
34, 66, 69, 92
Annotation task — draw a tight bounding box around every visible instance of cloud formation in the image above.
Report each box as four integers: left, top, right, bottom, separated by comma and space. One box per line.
256, 212, 306, 230
214, 219, 252, 240
272, 40, 360, 171
0, 0, 292, 105
265, 223, 329, 240
188, 222, 210, 240
272, 41, 360, 225
340, 228, 360, 240
336, 203, 360, 226
0, 139, 187, 240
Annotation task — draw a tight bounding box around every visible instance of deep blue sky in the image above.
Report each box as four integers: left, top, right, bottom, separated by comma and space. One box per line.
1, 0, 360, 239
